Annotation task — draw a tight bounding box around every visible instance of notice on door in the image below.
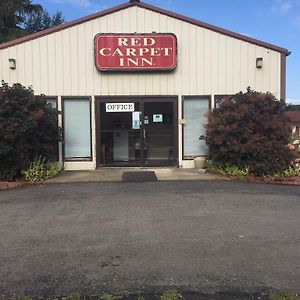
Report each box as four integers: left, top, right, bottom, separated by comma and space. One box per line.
153, 114, 163, 123
132, 111, 140, 129
106, 103, 135, 112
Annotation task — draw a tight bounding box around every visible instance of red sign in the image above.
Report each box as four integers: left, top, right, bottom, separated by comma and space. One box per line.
94, 33, 177, 71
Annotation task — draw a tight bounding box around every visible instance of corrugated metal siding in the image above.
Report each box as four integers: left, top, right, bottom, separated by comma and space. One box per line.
0, 6, 280, 98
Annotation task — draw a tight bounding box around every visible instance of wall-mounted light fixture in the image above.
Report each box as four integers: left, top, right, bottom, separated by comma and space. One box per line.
9, 58, 16, 69
256, 57, 263, 69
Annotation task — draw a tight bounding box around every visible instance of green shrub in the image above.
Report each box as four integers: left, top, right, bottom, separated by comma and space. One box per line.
0, 82, 60, 181
22, 156, 60, 182
272, 166, 300, 179
160, 291, 182, 300
205, 160, 250, 181
66, 294, 81, 300
204, 160, 225, 175
223, 165, 250, 181
206, 88, 294, 176
101, 293, 123, 300
269, 289, 300, 300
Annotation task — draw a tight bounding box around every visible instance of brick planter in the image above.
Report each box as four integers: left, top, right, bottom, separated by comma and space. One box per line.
0, 181, 27, 190
227, 175, 300, 186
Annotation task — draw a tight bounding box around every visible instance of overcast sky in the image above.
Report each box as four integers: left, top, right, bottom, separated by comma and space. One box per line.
39, 0, 300, 104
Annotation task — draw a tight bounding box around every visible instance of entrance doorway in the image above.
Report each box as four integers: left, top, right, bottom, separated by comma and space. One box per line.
96, 97, 178, 167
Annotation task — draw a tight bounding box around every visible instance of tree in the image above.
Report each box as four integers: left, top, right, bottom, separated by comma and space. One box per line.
23, 10, 64, 32
0, 0, 42, 42
0, 82, 60, 181
206, 88, 294, 176
0, 0, 64, 43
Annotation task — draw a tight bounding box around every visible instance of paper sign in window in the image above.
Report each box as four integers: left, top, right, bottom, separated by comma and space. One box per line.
153, 114, 163, 123
132, 111, 140, 129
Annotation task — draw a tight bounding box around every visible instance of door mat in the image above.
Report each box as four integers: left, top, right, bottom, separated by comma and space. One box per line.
122, 171, 158, 182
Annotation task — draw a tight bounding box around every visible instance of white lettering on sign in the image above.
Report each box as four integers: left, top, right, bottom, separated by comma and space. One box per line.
106, 103, 135, 112
117, 37, 155, 46
95, 34, 177, 71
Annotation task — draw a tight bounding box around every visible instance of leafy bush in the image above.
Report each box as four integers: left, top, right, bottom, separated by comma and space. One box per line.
206, 88, 294, 176
288, 137, 300, 173
205, 160, 251, 181
223, 165, 250, 181
66, 294, 81, 300
269, 289, 300, 300
272, 166, 300, 179
22, 156, 60, 182
289, 136, 300, 157
204, 160, 225, 174
160, 291, 182, 300
0, 82, 60, 181
101, 293, 123, 300
205, 159, 299, 181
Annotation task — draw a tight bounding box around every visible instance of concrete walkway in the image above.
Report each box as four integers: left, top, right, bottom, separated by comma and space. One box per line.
47, 168, 227, 183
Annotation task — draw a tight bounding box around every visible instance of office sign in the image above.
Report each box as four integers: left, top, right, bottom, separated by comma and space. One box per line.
95, 33, 177, 71
106, 103, 135, 112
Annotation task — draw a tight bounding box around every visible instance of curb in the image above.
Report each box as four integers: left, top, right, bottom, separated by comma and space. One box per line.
227, 176, 300, 186
0, 181, 27, 190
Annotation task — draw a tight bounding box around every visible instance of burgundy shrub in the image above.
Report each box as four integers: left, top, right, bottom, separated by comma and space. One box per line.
206, 88, 294, 176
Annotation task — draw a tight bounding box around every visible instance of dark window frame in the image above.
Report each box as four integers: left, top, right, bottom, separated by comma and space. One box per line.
95, 95, 179, 168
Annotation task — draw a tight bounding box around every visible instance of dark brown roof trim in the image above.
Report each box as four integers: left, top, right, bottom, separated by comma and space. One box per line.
280, 52, 286, 101
0, 2, 134, 50
138, 2, 289, 54
0, 1, 289, 54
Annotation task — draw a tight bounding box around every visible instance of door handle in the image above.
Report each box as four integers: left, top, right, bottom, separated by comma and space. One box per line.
143, 129, 146, 139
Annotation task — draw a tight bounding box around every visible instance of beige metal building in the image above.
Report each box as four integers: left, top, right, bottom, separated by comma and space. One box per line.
0, 0, 289, 170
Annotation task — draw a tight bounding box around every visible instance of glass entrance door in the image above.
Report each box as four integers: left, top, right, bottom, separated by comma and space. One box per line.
99, 101, 142, 166
142, 101, 176, 166
98, 98, 177, 167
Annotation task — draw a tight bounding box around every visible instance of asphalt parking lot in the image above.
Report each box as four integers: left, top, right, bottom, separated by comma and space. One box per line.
0, 181, 299, 298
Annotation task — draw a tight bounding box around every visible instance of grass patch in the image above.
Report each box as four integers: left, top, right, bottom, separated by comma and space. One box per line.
160, 291, 182, 300
269, 289, 300, 300
205, 160, 251, 181
8, 289, 300, 300
101, 293, 123, 300
205, 159, 300, 182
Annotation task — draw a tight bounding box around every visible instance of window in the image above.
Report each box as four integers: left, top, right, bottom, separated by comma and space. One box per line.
63, 98, 91, 159
183, 97, 209, 159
